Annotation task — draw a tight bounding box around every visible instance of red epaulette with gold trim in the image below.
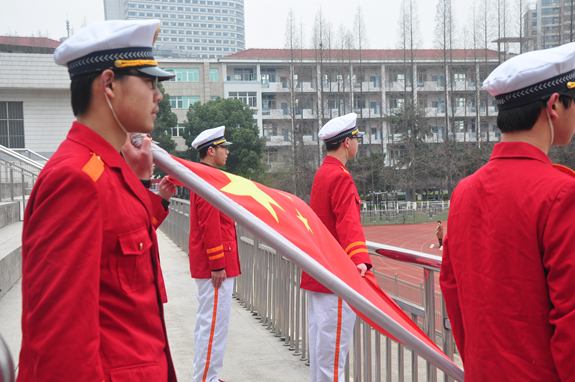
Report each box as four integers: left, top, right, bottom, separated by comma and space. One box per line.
82, 152, 104, 182
340, 166, 349, 174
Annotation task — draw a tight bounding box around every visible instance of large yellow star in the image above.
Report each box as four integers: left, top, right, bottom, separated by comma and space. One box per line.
220, 172, 284, 223
296, 209, 313, 233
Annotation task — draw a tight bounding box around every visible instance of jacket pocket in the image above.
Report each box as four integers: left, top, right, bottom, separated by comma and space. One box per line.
117, 228, 153, 293
110, 363, 162, 382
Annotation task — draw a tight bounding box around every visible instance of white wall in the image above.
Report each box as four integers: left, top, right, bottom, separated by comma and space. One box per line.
0, 89, 74, 157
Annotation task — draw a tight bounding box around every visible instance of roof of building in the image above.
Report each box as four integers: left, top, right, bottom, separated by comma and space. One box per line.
0, 36, 62, 49
224, 48, 500, 60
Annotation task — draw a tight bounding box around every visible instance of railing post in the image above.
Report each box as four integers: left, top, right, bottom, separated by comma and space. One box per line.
9, 168, 14, 201
441, 297, 454, 382
386, 337, 392, 382
424, 268, 437, 382
375, 332, 381, 382
398, 342, 405, 382
354, 316, 362, 382
411, 313, 419, 382
363, 321, 372, 382
21, 172, 26, 212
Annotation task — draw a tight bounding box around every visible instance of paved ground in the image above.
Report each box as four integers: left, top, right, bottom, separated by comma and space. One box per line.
0, 230, 310, 382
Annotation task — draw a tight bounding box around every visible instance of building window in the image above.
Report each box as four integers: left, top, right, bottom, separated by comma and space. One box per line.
0, 102, 25, 148
266, 147, 278, 162
209, 68, 219, 82
171, 124, 186, 137
170, 96, 200, 109
163, 68, 200, 82
453, 73, 465, 82
228, 92, 257, 107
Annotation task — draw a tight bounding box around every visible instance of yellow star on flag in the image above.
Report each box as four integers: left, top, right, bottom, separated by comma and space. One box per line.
220, 172, 284, 223
296, 209, 313, 233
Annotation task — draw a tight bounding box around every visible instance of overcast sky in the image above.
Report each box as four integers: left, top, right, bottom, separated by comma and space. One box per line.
2, 0, 526, 50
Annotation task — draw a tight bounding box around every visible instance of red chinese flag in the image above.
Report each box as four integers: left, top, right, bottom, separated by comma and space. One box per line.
166, 155, 451, 363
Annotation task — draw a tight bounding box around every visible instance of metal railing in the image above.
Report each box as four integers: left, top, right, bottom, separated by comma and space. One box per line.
161, 198, 460, 382
0, 145, 44, 211
0, 334, 14, 382
11, 148, 49, 163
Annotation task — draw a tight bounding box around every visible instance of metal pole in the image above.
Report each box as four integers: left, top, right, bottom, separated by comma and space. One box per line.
375, 332, 381, 382
398, 343, 405, 382
21, 172, 26, 212
386, 337, 392, 382
354, 316, 362, 382
294, 268, 301, 356
363, 321, 372, 382
411, 313, 419, 382
9, 168, 14, 201
424, 268, 437, 382
442, 297, 454, 382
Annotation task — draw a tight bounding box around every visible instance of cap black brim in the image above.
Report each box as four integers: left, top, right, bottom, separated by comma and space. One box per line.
138, 66, 176, 81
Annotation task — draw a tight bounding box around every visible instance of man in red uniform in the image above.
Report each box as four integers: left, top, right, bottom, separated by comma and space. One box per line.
19, 20, 177, 382
301, 113, 372, 382
440, 42, 575, 381
189, 126, 240, 382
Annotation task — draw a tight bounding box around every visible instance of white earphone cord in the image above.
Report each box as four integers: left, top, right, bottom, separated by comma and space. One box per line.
105, 93, 129, 135
546, 108, 555, 146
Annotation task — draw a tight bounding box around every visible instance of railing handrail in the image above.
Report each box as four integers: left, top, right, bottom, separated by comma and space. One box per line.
161, 198, 461, 381
0, 145, 44, 171
11, 148, 49, 162
0, 158, 40, 178
367, 241, 442, 271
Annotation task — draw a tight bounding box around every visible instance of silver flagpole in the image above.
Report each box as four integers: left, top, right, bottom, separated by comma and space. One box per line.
149, 143, 464, 382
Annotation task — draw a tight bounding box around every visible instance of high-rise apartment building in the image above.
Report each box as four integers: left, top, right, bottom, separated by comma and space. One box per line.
524, 0, 575, 51
103, 0, 245, 59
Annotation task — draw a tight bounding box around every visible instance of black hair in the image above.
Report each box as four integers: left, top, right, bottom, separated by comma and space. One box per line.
497, 89, 575, 133
199, 148, 209, 159
325, 141, 343, 152
438, 221, 441, 223
70, 70, 130, 117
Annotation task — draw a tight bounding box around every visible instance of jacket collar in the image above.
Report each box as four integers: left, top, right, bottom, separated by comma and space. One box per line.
322, 155, 345, 167
490, 141, 552, 166
67, 121, 129, 169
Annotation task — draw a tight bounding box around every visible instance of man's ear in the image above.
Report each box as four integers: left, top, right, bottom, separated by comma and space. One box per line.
343, 137, 351, 149
547, 93, 560, 120
101, 69, 116, 99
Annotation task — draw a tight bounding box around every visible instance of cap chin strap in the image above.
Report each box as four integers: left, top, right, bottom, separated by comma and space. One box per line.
210, 155, 218, 168
105, 93, 129, 135
546, 108, 555, 146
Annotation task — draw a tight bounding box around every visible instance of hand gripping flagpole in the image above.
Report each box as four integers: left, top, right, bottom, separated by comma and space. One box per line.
141, 138, 464, 382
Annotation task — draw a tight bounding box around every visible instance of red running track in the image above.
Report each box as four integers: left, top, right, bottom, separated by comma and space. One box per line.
365, 222, 447, 292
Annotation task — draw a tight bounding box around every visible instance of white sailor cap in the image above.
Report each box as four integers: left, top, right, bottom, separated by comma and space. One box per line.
192, 126, 232, 151
54, 19, 175, 81
483, 42, 575, 111
318, 113, 365, 144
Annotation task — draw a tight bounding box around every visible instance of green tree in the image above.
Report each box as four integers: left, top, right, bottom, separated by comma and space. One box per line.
183, 97, 265, 180
151, 83, 178, 153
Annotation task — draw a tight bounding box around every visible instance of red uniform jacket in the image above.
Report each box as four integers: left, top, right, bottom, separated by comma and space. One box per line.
18, 122, 176, 382
300, 156, 372, 293
189, 175, 241, 279
440, 142, 575, 382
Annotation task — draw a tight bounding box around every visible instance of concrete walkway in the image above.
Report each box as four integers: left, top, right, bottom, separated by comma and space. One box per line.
0, 230, 310, 382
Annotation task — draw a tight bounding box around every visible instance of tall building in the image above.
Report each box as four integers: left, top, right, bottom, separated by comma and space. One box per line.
103, 0, 245, 59
524, 0, 575, 51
